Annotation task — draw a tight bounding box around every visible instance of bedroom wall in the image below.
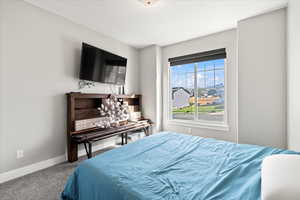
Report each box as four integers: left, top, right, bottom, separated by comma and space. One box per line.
0, 0, 5, 174
139, 45, 162, 132
287, 0, 300, 152
162, 29, 238, 143
0, 0, 139, 173
237, 9, 287, 148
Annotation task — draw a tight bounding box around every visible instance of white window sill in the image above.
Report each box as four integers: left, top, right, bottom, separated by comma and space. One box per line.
166, 119, 229, 132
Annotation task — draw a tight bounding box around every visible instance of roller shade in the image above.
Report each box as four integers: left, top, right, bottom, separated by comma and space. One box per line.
168, 48, 226, 66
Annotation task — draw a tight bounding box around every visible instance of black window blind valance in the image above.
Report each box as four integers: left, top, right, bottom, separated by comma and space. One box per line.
168, 48, 226, 66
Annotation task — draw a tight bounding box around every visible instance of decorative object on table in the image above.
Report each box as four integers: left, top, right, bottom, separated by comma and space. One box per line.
128, 105, 139, 112
129, 111, 142, 121
127, 104, 140, 121
75, 117, 110, 131
97, 95, 129, 128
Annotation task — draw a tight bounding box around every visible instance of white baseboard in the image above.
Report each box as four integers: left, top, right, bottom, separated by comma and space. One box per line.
0, 155, 66, 184
0, 141, 116, 184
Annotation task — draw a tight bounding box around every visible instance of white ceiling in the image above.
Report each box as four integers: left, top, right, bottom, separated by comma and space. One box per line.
24, 0, 287, 48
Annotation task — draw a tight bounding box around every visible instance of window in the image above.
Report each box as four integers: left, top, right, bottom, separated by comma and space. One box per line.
168, 49, 226, 126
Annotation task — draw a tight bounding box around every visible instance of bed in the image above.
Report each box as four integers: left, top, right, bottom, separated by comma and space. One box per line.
61, 132, 297, 200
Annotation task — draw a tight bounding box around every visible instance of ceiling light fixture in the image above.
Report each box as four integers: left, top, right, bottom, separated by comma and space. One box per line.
139, 0, 159, 6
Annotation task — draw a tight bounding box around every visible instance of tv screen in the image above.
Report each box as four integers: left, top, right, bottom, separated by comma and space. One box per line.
79, 43, 127, 85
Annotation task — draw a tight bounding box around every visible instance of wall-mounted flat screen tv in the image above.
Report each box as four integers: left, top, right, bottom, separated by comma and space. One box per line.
79, 43, 127, 85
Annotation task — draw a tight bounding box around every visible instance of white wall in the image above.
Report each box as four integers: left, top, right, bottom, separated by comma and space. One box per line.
238, 9, 287, 148
139, 45, 162, 132
0, 0, 5, 173
287, 0, 300, 152
162, 29, 238, 142
156, 47, 163, 132
0, 0, 139, 173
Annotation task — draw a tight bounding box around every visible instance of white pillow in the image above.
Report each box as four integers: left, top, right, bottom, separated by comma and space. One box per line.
261, 154, 300, 200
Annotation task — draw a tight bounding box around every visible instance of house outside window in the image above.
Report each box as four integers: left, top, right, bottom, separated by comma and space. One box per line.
168, 48, 227, 127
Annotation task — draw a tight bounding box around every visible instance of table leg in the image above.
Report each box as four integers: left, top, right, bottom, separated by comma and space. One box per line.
144, 127, 149, 136
68, 140, 78, 162
121, 133, 124, 145
88, 142, 92, 158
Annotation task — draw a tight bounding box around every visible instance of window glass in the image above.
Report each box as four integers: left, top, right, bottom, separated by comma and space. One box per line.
170, 58, 225, 123
197, 59, 225, 122
170, 63, 195, 120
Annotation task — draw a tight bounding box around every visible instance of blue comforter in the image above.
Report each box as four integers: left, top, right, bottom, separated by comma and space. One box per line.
62, 132, 297, 200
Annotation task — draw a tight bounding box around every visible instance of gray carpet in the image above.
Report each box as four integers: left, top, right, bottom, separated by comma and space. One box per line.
0, 146, 116, 200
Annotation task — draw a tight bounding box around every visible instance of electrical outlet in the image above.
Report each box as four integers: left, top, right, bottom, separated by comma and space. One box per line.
188, 128, 192, 134
17, 150, 24, 159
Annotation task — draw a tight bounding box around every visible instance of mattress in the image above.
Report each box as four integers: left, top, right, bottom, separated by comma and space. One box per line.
61, 132, 297, 200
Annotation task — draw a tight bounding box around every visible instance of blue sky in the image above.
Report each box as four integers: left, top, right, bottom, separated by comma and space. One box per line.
171, 59, 225, 89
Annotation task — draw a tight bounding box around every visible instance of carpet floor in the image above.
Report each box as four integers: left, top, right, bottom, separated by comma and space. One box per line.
0, 146, 115, 200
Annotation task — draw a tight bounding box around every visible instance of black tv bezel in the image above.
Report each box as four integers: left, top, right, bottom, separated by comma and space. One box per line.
79, 42, 127, 85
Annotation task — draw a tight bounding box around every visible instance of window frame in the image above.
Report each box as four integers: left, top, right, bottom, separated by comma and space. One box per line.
167, 57, 229, 131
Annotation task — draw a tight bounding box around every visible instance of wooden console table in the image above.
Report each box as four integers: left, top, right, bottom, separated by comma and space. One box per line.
66, 92, 152, 162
